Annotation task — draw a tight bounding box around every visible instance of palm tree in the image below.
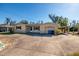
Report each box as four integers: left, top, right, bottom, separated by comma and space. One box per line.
5, 17, 11, 25
49, 14, 69, 34
49, 14, 59, 35
4, 17, 16, 33
49, 14, 58, 23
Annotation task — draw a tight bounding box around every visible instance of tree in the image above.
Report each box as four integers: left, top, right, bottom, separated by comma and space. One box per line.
49, 14, 68, 26
40, 21, 43, 24
74, 22, 79, 34
63, 17, 68, 26
4, 17, 16, 33
19, 20, 28, 24
10, 20, 16, 25
49, 14, 59, 23
57, 17, 68, 27
72, 20, 76, 26
57, 17, 68, 33
49, 14, 60, 35
5, 17, 11, 25
30, 21, 35, 24
36, 21, 40, 24
72, 20, 76, 34
49, 14, 68, 34
57, 16, 63, 26
5, 17, 16, 25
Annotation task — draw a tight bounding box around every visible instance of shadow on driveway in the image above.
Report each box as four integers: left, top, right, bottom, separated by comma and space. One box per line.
26, 32, 54, 37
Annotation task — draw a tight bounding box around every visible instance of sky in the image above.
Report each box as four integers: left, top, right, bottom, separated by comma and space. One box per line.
0, 3, 79, 24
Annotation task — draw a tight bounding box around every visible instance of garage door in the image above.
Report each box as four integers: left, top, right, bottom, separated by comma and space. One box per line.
48, 30, 55, 35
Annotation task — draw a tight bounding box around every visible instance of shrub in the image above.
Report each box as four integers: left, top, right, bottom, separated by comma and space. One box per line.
70, 27, 78, 32
55, 29, 62, 35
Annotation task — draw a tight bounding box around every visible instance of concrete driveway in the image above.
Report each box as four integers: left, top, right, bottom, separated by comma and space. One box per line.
0, 34, 79, 56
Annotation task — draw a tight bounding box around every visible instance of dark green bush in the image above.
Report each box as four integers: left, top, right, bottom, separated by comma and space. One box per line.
70, 27, 78, 32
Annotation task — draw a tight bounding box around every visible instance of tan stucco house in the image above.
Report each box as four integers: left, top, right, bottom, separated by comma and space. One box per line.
0, 23, 59, 34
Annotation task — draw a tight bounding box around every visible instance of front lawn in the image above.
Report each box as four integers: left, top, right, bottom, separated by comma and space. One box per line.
0, 32, 14, 35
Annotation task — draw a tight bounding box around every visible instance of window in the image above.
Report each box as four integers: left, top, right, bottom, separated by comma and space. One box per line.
34, 26, 40, 30
16, 26, 21, 30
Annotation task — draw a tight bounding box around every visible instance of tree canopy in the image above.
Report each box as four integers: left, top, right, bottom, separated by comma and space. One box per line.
49, 14, 58, 23
49, 14, 68, 27
19, 20, 28, 24
5, 17, 11, 25
5, 17, 16, 25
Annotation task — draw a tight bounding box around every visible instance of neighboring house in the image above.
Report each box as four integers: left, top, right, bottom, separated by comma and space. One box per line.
0, 24, 14, 32
0, 23, 60, 34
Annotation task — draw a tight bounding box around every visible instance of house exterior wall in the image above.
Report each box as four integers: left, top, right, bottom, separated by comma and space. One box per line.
0, 23, 59, 34
0, 24, 15, 32
14, 24, 27, 33
40, 23, 58, 33
13, 23, 59, 33
25, 24, 40, 32
25, 26, 31, 32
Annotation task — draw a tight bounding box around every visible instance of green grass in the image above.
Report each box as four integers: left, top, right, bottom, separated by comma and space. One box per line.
0, 32, 14, 35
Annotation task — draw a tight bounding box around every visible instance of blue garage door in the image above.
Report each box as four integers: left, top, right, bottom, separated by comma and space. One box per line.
48, 30, 55, 35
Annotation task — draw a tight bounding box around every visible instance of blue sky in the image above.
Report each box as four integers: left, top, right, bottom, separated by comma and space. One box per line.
0, 3, 79, 24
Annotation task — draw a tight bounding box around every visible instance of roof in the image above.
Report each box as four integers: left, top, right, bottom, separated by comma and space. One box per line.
0, 23, 60, 28
0, 24, 14, 27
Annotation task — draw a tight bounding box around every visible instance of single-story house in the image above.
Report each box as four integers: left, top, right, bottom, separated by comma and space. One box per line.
0, 24, 14, 32
0, 23, 60, 34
